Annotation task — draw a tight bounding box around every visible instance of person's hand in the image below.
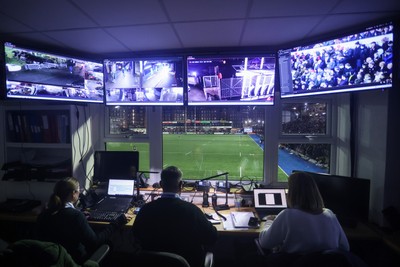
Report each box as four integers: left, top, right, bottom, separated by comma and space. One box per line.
113, 213, 131, 227
265, 215, 276, 221
82, 210, 91, 219
124, 213, 133, 222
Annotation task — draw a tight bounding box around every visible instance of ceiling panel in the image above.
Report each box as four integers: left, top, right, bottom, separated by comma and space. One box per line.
4, 32, 65, 48
0, 14, 33, 33
332, 0, 400, 13
164, 0, 249, 21
175, 20, 244, 48
241, 17, 322, 47
0, 0, 398, 55
46, 29, 130, 55
311, 14, 397, 39
250, 0, 338, 17
107, 24, 182, 52
72, 0, 168, 26
1, 0, 96, 31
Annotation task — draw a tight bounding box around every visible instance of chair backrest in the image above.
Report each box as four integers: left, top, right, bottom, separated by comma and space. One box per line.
135, 250, 191, 267
292, 249, 369, 267
291, 250, 352, 267
0, 239, 109, 267
1, 239, 79, 267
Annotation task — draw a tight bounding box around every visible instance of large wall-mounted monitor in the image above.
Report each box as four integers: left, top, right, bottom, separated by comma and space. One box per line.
279, 21, 394, 98
104, 57, 184, 106
3, 42, 104, 103
187, 55, 276, 106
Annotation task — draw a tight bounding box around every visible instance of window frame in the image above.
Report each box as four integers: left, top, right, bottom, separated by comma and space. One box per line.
102, 95, 341, 185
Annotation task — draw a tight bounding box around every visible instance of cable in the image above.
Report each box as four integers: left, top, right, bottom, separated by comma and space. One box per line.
190, 189, 198, 203
212, 198, 227, 221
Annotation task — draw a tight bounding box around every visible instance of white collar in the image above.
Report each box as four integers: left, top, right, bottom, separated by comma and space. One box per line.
65, 202, 75, 209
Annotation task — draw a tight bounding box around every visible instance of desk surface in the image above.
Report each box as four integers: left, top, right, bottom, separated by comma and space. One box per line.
0, 204, 381, 240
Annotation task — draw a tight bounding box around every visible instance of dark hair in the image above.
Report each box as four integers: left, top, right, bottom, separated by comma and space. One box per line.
287, 172, 325, 214
160, 166, 182, 192
47, 177, 79, 212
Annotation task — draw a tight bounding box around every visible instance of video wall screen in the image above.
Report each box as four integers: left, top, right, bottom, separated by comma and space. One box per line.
279, 21, 394, 98
104, 57, 184, 106
4, 42, 104, 103
187, 55, 276, 106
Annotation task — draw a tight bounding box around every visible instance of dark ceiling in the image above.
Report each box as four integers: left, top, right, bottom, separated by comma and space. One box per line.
1, 0, 399, 58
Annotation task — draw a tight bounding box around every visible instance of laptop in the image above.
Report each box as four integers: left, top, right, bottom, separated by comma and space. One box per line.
92, 179, 135, 213
254, 188, 288, 220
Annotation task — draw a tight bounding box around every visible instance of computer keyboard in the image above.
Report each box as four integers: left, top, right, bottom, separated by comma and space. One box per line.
88, 210, 123, 222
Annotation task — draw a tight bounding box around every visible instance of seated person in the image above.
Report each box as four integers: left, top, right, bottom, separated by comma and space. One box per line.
258, 172, 349, 265
36, 177, 132, 264
131, 166, 218, 267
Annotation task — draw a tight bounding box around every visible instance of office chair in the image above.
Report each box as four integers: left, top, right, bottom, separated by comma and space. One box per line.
135, 250, 214, 267
254, 238, 366, 267
0, 239, 110, 267
135, 250, 190, 267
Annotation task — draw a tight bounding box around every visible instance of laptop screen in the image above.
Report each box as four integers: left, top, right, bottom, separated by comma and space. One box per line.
107, 179, 135, 196
254, 188, 288, 209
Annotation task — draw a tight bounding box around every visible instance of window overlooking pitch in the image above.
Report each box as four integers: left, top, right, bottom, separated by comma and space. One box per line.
162, 106, 267, 181
281, 102, 327, 135
108, 106, 147, 135
278, 143, 330, 181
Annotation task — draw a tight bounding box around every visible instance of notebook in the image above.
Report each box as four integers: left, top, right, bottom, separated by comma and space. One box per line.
92, 179, 135, 213
254, 188, 288, 220
230, 211, 259, 229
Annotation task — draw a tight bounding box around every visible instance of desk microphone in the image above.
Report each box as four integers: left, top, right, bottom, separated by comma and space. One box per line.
211, 193, 218, 207
202, 191, 209, 207
211, 194, 226, 221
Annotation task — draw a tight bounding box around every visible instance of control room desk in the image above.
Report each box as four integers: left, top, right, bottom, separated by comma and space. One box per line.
0, 205, 381, 241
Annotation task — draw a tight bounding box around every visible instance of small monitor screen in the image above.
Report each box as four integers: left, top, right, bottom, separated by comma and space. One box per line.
104, 57, 184, 106
93, 151, 139, 182
187, 55, 275, 105
4, 42, 104, 103
254, 189, 288, 209
107, 179, 135, 196
280, 21, 393, 98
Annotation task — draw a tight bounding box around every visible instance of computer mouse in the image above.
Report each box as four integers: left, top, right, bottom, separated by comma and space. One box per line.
248, 217, 260, 227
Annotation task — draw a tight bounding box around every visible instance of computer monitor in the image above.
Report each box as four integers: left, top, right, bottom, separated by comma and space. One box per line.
93, 151, 139, 183
3, 42, 104, 103
279, 21, 393, 98
293, 170, 370, 227
104, 57, 184, 106
187, 54, 276, 105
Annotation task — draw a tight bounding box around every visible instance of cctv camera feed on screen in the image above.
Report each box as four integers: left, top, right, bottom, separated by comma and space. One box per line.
187, 55, 275, 106
104, 58, 184, 106
279, 21, 393, 98
4, 42, 104, 103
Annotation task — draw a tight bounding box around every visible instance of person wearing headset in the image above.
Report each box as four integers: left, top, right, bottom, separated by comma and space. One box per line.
131, 166, 218, 267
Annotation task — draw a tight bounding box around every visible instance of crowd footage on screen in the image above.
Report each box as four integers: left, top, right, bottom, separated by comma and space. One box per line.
290, 23, 393, 92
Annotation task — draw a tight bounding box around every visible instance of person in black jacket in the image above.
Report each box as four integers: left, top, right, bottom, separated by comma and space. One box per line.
132, 166, 218, 267
36, 177, 131, 264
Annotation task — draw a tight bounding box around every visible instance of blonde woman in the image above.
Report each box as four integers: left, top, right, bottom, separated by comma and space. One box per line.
36, 177, 131, 264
